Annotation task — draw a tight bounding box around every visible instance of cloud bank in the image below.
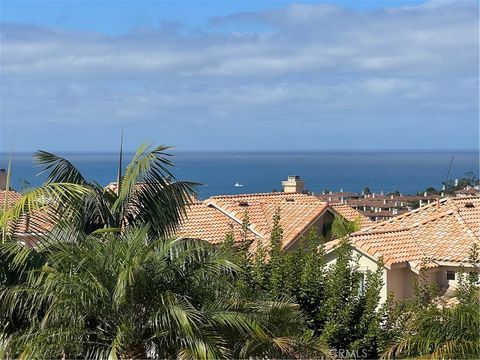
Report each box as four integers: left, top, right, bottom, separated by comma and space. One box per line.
1, 1, 478, 150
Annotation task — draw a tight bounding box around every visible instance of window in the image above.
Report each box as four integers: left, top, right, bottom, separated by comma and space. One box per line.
322, 212, 334, 239
447, 271, 456, 281
357, 273, 365, 296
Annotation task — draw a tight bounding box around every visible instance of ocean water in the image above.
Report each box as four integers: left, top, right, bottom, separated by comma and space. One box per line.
0, 151, 478, 199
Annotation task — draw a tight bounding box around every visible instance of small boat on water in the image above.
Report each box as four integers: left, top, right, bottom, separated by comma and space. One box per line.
234, 182, 244, 187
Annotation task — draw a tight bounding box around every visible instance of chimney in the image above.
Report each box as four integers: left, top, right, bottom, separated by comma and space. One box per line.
424, 191, 427, 197
455, 178, 459, 187
0, 169, 7, 190
282, 175, 305, 193
381, 190, 384, 196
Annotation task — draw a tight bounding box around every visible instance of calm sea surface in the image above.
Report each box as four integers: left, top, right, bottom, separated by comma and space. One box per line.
1, 151, 478, 199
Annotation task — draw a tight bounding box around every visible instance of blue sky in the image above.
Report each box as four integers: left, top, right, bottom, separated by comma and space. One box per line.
1, 0, 478, 151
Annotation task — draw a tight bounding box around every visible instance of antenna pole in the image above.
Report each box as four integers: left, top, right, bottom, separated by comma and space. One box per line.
2, 129, 15, 243
116, 127, 124, 196
443, 155, 454, 190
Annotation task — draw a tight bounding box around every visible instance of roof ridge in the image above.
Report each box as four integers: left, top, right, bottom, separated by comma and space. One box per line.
352, 227, 411, 236
208, 192, 309, 200
283, 203, 329, 250
360, 197, 448, 232
258, 202, 273, 236
448, 199, 480, 242
452, 196, 480, 200
206, 199, 267, 238
355, 207, 456, 235
405, 228, 433, 268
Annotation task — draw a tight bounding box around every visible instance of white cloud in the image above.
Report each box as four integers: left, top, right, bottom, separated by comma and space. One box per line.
0, 1, 478, 150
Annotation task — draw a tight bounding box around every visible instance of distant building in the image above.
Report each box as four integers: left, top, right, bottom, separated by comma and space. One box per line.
316, 190, 444, 221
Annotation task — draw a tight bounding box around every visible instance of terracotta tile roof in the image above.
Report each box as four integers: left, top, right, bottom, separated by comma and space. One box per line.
0, 190, 52, 238
1, 190, 65, 240
177, 192, 329, 251
329, 204, 374, 229
0, 190, 22, 209
326, 197, 480, 271
360, 197, 480, 234
176, 202, 261, 244
13, 209, 56, 234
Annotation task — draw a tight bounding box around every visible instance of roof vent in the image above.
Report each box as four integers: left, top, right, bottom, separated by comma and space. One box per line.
239, 201, 250, 207
465, 202, 475, 208
286, 197, 295, 202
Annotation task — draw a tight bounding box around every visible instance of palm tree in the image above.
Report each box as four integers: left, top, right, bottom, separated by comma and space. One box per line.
382, 299, 480, 359
1, 144, 198, 243
0, 227, 328, 359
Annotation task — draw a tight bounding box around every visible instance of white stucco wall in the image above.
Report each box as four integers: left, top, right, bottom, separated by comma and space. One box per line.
325, 246, 389, 303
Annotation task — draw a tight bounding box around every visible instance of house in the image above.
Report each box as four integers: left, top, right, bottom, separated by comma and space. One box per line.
5, 175, 372, 252
176, 191, 371, 252
325, 196, 480, 303
0, 189, 22, 209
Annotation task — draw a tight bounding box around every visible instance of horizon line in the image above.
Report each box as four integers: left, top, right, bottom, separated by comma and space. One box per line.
0, 148, 478, 154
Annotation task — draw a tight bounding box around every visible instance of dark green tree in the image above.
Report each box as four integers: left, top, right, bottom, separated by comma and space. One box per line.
0, 226, 327, 359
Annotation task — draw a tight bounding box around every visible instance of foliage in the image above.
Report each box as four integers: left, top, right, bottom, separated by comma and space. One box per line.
1, 144, 199, 244
0, 227, 325, 359
382, 244, 480, 359
387, 190, 400, 196
3, 143, 477, 359
442, 171, 479, 193
233, 210, 385, 357
331, 215, 360, 239
318, 239, 385, 358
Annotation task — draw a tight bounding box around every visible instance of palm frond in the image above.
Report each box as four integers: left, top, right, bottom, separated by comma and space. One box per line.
331, 216, 360, 239
34, 151, 88, 185
0, 183, 91, 243
112, 143, 199, 238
